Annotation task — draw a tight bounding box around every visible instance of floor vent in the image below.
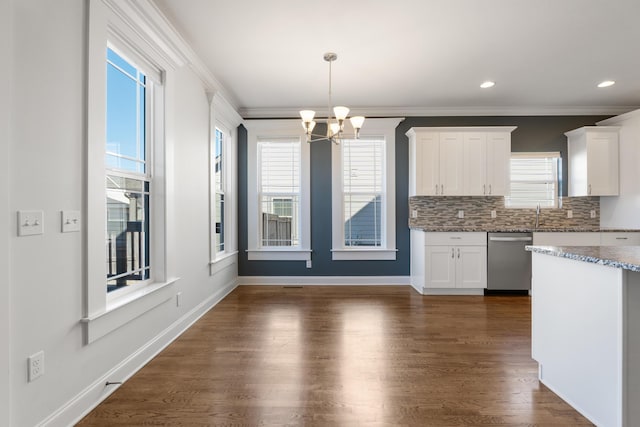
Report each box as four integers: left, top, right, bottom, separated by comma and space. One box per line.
283, 286, 303, 289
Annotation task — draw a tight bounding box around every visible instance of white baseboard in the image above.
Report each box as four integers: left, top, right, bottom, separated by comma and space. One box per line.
423, 288, 485, 295
238, 276, 410, 286
39, 278, 238, 427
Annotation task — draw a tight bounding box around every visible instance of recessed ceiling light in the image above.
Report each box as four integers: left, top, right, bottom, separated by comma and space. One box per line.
597, 80, 615, 88
480, 81, 495, 89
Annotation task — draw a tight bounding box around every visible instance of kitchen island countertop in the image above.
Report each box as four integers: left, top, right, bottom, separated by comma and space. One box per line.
526, 245, 640, 272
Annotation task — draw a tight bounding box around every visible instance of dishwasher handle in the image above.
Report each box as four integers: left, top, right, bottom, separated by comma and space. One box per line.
489, 236, 533, 242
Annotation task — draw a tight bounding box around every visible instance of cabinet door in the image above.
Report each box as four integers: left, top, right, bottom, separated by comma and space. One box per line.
486, 132, 511, 196
456, 246, 487, 288
425, 246, 456, 288
587, 133, 619, 196
439, 133, 464, 196
415, 132, 440, 195
463, 133, 486, 195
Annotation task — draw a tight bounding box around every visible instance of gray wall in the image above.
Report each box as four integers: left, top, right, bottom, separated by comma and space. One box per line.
238, 115, 610, 277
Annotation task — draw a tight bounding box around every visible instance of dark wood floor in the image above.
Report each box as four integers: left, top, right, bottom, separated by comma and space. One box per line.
78, 286, 592, 426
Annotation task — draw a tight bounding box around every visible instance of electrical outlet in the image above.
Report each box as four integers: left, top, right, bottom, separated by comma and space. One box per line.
28, 351, 44, 382
411, 209, 418, 218
490, 210, 497, 219
590, 210, 597, 219
458, 210, 464, 219
306, 260, 312, 269
567, 210, 573, 218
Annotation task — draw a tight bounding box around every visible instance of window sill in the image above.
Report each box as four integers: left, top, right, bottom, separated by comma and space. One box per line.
331, 248, 398, 261
81, 278, 179, 344
247, 249, 312, 261
210, 251, 238, 266
210, 251, 238, 275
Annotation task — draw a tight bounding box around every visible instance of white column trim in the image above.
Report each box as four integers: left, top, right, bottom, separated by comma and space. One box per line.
0, 0, 12, 423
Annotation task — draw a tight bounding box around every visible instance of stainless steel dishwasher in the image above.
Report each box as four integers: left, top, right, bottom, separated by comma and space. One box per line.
487, 232, 532, 293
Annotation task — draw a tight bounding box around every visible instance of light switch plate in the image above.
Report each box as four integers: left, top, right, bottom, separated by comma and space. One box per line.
458, 210, 464, 219
590, 210, 597, 219
411, 209, 418, 218
18, 211, 44, 236
490, 210, 497, 219
61, 210, 81, 233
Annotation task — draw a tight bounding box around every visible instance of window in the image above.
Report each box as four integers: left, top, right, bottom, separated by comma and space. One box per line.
214, 128, 225, 254
84, 0, 177, 344
505, 152, 561, 208
209, 94, 241, 267
342, 137, 384, 247
245, 120, 311, 261
259, 138, 300, 247
331, 118, 402, 260
105, 48, 151, 293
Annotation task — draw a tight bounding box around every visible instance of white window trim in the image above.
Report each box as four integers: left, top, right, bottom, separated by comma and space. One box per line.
83, 0, 179, 344
208, 92, 242, 272
331, 118, 403, 261
245, 119, 311, 261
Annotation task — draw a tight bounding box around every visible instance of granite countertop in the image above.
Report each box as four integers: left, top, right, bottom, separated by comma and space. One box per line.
409, 226, 640, 233
526, 245, 640, 272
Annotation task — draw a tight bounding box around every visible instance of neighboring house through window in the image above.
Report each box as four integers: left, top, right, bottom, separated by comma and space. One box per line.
331, 118, 402, 260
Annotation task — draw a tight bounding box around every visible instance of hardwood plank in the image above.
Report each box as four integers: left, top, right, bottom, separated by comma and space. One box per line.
77, 286, 592, 426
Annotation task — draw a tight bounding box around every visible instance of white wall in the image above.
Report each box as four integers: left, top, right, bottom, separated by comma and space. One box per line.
8, 1, 238, 425
1, 0, 13, 424
599, 109, 640, 229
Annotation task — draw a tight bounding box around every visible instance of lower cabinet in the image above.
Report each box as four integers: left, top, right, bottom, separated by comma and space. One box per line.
425, 245, 487, 289
410, 231, 487, 294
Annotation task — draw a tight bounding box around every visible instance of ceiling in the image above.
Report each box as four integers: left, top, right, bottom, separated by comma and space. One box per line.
153, 0, 640, 118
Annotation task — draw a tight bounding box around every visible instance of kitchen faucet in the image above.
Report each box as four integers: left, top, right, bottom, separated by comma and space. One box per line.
535, 204, 541, 229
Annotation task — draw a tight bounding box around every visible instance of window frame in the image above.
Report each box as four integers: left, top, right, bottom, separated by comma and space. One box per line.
83, 0, 177, 344
209, 93, 241, 270
505, 152, 561, 209
245, 120, 311, 261
331, 118, 402, 261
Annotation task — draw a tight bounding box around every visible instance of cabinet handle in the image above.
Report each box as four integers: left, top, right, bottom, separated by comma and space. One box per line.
483, 184, 486, 195
457, 248, 460, 258
588, 184, 592, 195
435, 184, 439, 195
451, 248, 454, 258
616, 237, 628, 240
441, 184, 444, 195
489, 184, 492, 195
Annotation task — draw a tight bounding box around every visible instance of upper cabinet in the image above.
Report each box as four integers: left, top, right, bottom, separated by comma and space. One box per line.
566, 126, 620, 197
407, 127, 516, 197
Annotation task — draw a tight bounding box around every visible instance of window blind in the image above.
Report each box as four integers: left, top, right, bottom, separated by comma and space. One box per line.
505, 152, 560, 208
342, 137, 384, 247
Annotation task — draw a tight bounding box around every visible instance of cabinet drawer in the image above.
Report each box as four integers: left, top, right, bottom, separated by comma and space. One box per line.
601, 232, 640, 246
425, 232, 487, 246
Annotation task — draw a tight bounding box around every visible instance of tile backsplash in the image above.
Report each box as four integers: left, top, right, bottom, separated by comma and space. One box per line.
408, 196, 600, 230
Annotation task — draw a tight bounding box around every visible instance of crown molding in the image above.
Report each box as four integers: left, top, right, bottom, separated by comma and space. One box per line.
239, 105, 640, 119
103, 0, 241, 112
597, 108, 640, 125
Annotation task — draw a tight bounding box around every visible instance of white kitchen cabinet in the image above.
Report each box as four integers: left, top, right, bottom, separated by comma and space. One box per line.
533, 232, 601, 246
407, 130, 463, 196
408, 127, 516, 197
600, 232, 640, 245
423, 232, 487, 292
463, 131, 512, 196
566, 126, 620, 196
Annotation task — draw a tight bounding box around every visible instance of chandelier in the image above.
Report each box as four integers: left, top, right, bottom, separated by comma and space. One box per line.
299, 52, 365, 144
